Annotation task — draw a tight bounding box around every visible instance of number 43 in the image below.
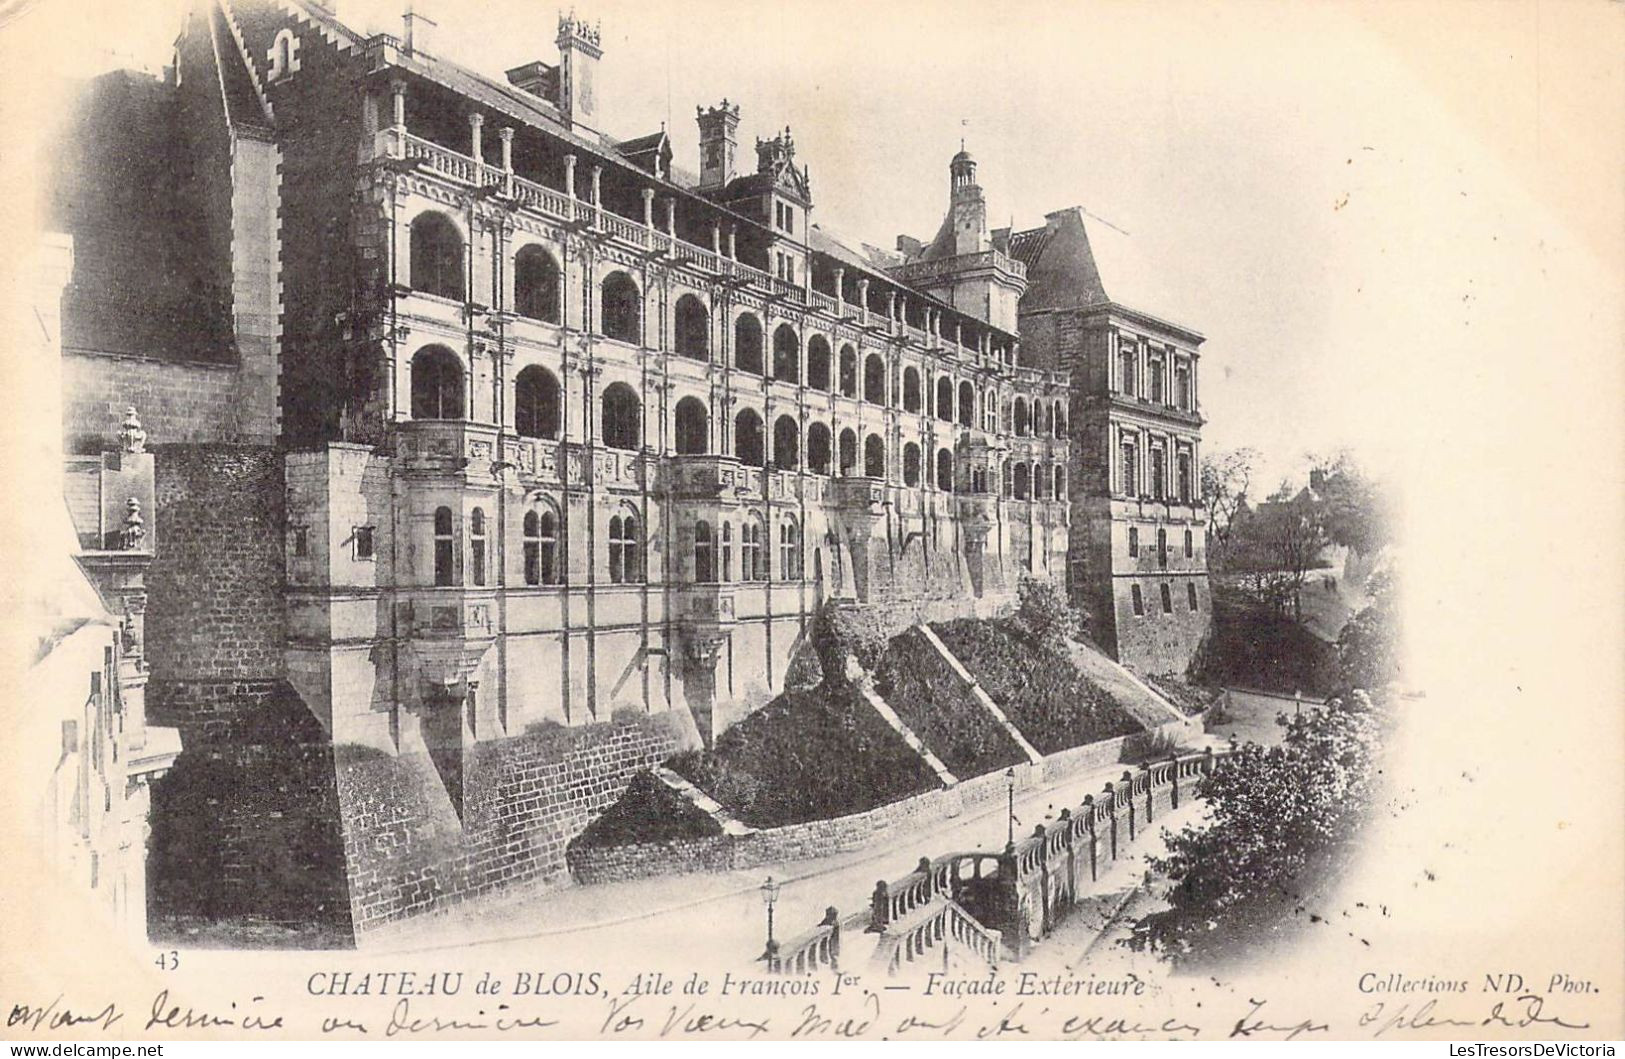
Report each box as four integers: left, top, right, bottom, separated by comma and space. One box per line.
154, 950, 179, 971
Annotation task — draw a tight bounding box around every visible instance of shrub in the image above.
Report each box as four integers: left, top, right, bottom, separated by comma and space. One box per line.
930, 618, 1141, 755
873, 629, 1028, 777
572, 770, 722, 847
1014, 576, 1081, 650
666, 684, 939, 828
1131, 693, 1384, 966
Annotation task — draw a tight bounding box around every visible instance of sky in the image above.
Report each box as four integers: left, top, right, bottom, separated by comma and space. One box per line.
17, 0, 1625, 499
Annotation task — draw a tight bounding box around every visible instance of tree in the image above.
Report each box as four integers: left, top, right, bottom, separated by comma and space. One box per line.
1310, 450, 1391, 557
1225, 484, 1329, 620
1130, 691, 1384, 967
1201, 447, 1259, 566
1336, 569, 1400, 694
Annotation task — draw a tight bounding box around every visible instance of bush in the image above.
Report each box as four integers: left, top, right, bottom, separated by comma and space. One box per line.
1013, 576, 1081, 650
666, 684, 940, 828
930, 618, 1141, 755
873, 629, 1029, 777
1131, 693, 1384, 966
814, 604, 891, 683
572, 770, 722, 847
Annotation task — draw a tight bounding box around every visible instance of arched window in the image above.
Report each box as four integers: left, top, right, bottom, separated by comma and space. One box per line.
600, 382, 641, 450
779, 516, 802, 580
863, 354, 886, 405
1034, 465, 1049, 499
674, 396, 708, 455
1157, 527, 1168, 569
514, 365, 560, 439
864, 433, 885, 478
721, 522, 734, 581
1055, 466, 1067, 497
1188, 582, 1199, 611
741, 514, 765, 581
1160, 582, 1173, 614
674, 294, 709, 360
735, 314, 764, 375
984, 387, 998, 432
902, 442, 921, 487
1014, 397, 1030, 437
1014, 462, 1031, 500
807, 422, 832, 475
838, 428, 857, 476
608, 510, 641, 583
1054, 401, 1067, 438
772, 324, 800, 383
1001, 461, 1013, 497
410, 212, 463, 300
773, 414, 799, 471
411, 345, 463, 420
513, 245, 560, 323
935, 377, 954, 422
838, 344, 857, 397
522, 508, 561, 586
958, 380, 975, 428
936, 448, 954, 492
469, 507, 487, 586
734, 408, 764, 466
600, 272, 641, 343
1185, 528, 1194, 557
903, 367, 922, 413
1131, 583, 1145, 616
693, 520, 714, 583
806, 336, 832, 391
433, 505, 455, 586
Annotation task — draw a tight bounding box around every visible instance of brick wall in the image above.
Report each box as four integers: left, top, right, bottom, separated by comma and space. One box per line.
145, 445, 287, 679
231, 0, 368, 448
147, 678, 352, 936
334, 711, 692, 933
62, 351, 265, 452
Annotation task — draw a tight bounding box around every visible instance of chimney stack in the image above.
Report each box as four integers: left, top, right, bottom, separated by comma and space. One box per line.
403, 3, 437, 55
556, 11, 604, 136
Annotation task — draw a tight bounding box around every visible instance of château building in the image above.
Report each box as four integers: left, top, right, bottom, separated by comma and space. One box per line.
44, 0, 1204, 936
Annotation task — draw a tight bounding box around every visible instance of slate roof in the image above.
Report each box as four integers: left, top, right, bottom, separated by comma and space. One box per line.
1013, 206, 1202, 338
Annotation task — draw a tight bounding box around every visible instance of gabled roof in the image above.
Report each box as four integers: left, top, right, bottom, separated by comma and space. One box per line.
1014, 206, 1202, 339
615, 129, 672, 177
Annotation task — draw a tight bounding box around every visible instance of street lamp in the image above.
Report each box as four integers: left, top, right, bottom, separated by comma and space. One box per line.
758, 875, 781, 963
1005, 768, 1016, 850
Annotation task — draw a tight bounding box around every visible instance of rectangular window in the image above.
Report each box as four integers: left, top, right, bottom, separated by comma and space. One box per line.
353, 526, 375, 560
434, 540, 454, 586
1130, 583, 1144, 616
1188, 582, 1199, 611
1185, 528, 1194, 558
1128, 527, 1139, 558
1120, 443, 1138, 497
1151, 448, 1166, 499
291, 526, 309, 558
1161, 583, 1173, 614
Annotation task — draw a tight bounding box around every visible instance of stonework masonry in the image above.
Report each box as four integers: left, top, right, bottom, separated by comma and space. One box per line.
50, 0, 1215, 940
